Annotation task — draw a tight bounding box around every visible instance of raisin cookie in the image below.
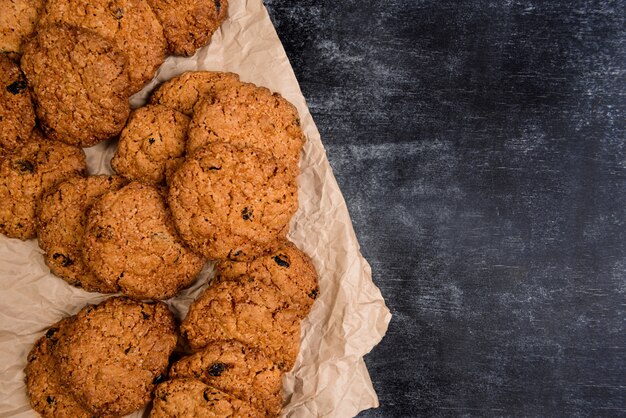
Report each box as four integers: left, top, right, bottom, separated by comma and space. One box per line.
181, 279, 302, 371
215, 241, 319, 318
0, 0, 43, 55
0, 130, 87, 240
54, 297, 178, 416
170, 340, 283, 416
150, 378, 259, 418
36, 175, 127, 292
0, 54, 35, 151
111, 104, 189, 184
37, 0, 166, 92
146, 0, 228, 56
168, 142, 298, 261
82, 181, 205, 299
21, 23, 131, 147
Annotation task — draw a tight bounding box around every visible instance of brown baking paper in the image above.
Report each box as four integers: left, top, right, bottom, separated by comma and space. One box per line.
0, 1, 391, 416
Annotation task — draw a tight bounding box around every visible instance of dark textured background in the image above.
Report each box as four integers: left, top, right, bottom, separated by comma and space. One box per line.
264, 1, 625, 416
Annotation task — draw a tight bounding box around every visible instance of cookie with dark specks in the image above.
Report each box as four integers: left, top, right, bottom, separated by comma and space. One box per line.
215, 241, 319, 318
150, 378, 259, 418
0, 54, 35, 151
0, 0, 43, 55
54, 297, 178, 416
37, 175, 127, 292
37, 0, 166, 92
168, 142, 298, 261
111, 104, 189, 184
25, 318, 92, 418
181, 279, 302, 372
82, 181, 205, 299
146, 0, 228, 56
0, 130, 87, 240
20, 23, 131, 147
170, 340, 283, 416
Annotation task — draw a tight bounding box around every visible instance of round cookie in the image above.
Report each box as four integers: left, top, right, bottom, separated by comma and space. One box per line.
0, 54, 35, 151
151, 378, 259, 418
150, 71, 240, 116
146, 0, 228, 56
215, 241, 319, 318
111, 104, 189, 184
168, 142, 298, 261
25, 318, 92, 418
181, 279, 302, 371
36, 175, 127, 292
170, 340, 283, 416
20, 23, 131, 147
37, 0, 166, 92
0, 130, 87, 240
54, 297, 178, 416
82, 181, 205, 299
0, 0, 43, 55
187, 81, 306, 173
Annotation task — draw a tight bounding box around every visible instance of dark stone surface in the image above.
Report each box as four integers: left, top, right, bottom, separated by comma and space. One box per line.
264, 1, 625, 416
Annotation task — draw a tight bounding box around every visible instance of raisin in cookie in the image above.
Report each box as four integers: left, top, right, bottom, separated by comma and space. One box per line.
21, 24, 131, 147
170, 340, 283, 416
0, 0, 43, 55
0, 54, 35, 151
37, 175, 127, 292
82, 181, 205, 299
215, 241, 319, 318
54, 297, 178, 416
111, 104, 189, 184
0, 130, 87, 240
168, 142, 298, 261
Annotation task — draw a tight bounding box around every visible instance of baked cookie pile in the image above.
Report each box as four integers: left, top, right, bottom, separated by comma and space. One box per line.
2, 3, 322, 416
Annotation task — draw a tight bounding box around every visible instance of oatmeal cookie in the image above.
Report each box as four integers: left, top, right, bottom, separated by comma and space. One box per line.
20, 23, 131, 147
0, 54, 35, 151
82, 181, 205, 299
0, 0, 43, 55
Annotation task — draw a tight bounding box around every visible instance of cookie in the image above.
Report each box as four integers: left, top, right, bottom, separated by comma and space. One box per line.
25, 318, 92, 418
37, 0, 166, 92
150, 378, 259, 418
215, 241, 319, 318
187, 81, 306, 173
20, 23, 131, 147
0, 0, 43, 55
168, 142, 298, 261
0, 54, 35, 151
82, 181, 205, 299
150, 71, 240, 117
54, 297, 178, 416
0, 130, 87, 240
146, 0, 228, 56
181, 279, 302, 371
170, 340, 283, 416
36, 175, 127, 292
111, 104, 189, 184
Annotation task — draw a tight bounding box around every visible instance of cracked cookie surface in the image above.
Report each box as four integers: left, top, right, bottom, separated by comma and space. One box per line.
0, 0, 43, 55
0, 54, 35, 151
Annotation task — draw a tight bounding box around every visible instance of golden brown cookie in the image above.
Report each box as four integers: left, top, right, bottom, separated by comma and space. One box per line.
187, 81, 306, 173
25, 318, 92, 418
168, 142, 298, 261
150, 71, 240, 116
150, 378, 259, 418
0, 54, 35, 151
111, 104, 189, 184
215, 241, 319, 319
146, 0, 228, 56
181, 279, 302, 372
37, 0, 166, 92
0, 0, 43, 55
20, 23, 131, 147
36, 175, 127, 292
0, 130, 87, 240
54, 297, 178, 416
170, 340, 283, 416
82, 181, 205, 299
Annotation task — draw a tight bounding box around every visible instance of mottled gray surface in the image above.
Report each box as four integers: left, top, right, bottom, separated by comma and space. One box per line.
265, 1, 625, 417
